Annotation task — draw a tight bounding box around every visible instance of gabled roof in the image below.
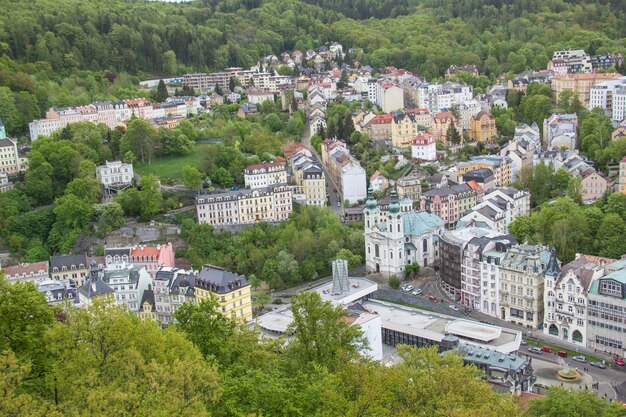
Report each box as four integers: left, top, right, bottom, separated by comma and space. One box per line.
50, 254, 88, 270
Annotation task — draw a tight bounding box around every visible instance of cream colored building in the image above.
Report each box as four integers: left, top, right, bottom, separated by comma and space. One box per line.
551, 73, 623, 107
456, 156, 513, 187
499, 245, 551, 329
244, 161, 288, 189
195, 185, 292, 226
195, 265, 252, 322
290, 153, 327, 207
0, 138, 19, 175
619, 156, 626, 194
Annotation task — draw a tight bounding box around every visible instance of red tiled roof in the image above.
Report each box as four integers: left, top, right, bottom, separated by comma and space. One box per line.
245, 161, 285, 173
281, 142, 307, 158
412, 132, 436, 145
3, 261, 49, 277
371, 114, 393, 124
131, 246, 160, 258
434, 111, 456, 121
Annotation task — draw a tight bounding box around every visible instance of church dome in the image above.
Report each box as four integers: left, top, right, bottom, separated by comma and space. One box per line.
365, 185, 377, 210
388, 188, 400, 214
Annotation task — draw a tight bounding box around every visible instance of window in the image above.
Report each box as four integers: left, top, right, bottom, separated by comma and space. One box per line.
375, 244, 380, 258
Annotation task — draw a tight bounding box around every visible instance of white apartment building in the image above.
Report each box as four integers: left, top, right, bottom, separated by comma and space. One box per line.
544, 254, 607, 346
96, 160, 134, 196
411, 132, 437, 161
195, 185, 292, 226
244, 161, 288, 189
479, 241, 512, 318
0, 138, 20, 175
321, 138, 366, 205
154, 267, 198, 325
588, 76, 626, 121
102, 261, 152, 313
461, 233, 516, 310
375, 81, 404, 113
613, 85, 626, 123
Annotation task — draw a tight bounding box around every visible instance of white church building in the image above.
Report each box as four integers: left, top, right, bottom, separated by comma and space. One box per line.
364, 187, 444, 278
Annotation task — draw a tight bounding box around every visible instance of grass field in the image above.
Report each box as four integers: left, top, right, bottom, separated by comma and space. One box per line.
134, 143, 208, 182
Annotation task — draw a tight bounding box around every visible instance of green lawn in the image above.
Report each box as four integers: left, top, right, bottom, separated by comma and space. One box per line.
525, 337, 603, 363
134, 144, 209, 182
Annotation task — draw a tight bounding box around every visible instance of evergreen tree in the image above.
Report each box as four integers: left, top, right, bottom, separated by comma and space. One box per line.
154, 79, 169, 103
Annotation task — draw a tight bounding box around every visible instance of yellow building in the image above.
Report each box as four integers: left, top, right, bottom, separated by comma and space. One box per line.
456, 156, 513, 187
194, 265, 253, 322
551, 73, 623, 107
468, 111, 497, 143
432, 111, 462, 145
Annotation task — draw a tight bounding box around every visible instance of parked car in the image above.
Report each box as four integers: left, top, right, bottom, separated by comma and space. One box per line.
449, 305, 460, 311
412, 289, 422, 296
520, 339, 528, 346
572, 355, 587, 363
404, 285, 414, 292
590, 361, 607, 369
557, 351, 568, 358
540, 346, 553, 353
428, 295, 437, 302
613, 357, 625, 366
528, 346, 543, 354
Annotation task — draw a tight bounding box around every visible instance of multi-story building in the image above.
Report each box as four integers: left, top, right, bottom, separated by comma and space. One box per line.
0, 138, 19, 175
390, 109, 431, 149
456, 155, 513, 187
551, 73, 624, 107
50, 254, 89, 287
411, 132, 437, 161
544, 254, 610, 346
543, 113, 578, 150
432, 111, 462, 145
77, 260, 115, 307
580, 169, 608, 203
613, 85, 626, 122
366, 114, 393, 141
195, 185, 293, 226
468, 111, 497, 143
461, 234, 517, 311
96, 161, 134, 197
420, 184, 476, 228
364, 188, 444, 278
369, 171, 389, 193
588, 76, 626, 121
439, 227, 502, 299
375, 81, 403, 113
457, 100, 482, 131
289, 153, 327, 207
548, 50, 592, 74
244, 161, 288, 189
396, 174, 423, 202
587, 258, 626, 356
479, 239, 514, 318
2, 261, 49, 284
499, 245, 552, 329
129, 243, 175, 278
195, 264, 252, 322
102, 261, 153, 313
321, 139, 366, 204
37, 279, 78, 306
153, 267, 198, 325
483, 187, 531, 225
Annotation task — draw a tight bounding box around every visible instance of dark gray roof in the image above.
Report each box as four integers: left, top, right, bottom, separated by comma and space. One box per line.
105, 247, 131, 258
0, 138, 15, 148
463, 168, 494, 183
78, 277, 114, 298
140, 288, 155, 307
196, 265, 248, 294
171, 271, 197, 296
50, 254, 88, 270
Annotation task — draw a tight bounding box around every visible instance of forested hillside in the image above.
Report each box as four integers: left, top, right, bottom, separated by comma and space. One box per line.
0, 0, 625, 136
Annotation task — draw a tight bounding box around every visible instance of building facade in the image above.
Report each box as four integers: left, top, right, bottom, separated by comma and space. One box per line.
96, 161, 134, 197
364, 188, 444, 278
195, 185, 293, 226
195, 265, 252, 322
468, 111, 497, 143
50, 254, 89, 287
244, 161, 288, 189
411, 132, 437, 161
0, 138, 19, 175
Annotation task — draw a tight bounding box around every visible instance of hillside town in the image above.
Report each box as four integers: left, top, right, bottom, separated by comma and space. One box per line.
2, 38, 626, 409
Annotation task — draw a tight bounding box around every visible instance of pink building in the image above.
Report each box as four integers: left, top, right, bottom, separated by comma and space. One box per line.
130, 243, 175, 278
581, 169, 608, 203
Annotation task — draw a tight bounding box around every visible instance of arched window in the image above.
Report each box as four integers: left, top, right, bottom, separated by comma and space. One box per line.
367, 245, 371, 254
399, 250, 402, 259
397, 224, 400, 232
367, 220, 370, 228
374, 244, 379, 258
572, 330, 583, 343
423, 239, 428, 252
390, 251, 393, 259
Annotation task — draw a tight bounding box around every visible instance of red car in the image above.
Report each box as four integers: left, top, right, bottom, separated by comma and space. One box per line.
613, 357, 625, 366
428, 295, 437, 302
540, 346, 553, 353
557, 351, 568, 358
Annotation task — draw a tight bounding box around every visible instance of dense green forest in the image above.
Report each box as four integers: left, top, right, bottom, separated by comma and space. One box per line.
1, 0, 625, 136
2, 275, 625, 417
